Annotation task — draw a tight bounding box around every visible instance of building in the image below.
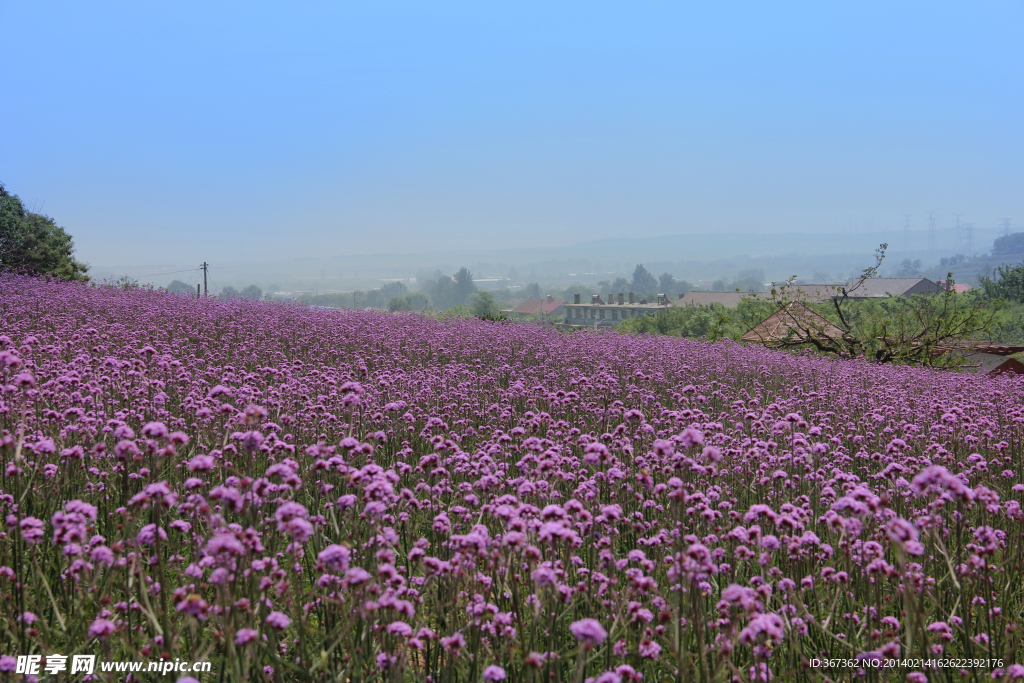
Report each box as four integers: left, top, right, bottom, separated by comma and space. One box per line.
740, 302, 847, 346
844, 277, 942, 299
504, 296, 565, 319
958, 353, 1024, 376
562, 292, 671, 327
675, 291, 757, 308
675, 284, 840, 309
937, 281, 972, 293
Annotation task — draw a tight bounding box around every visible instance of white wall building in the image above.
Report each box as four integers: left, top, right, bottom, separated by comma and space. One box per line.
562, 293, 671, 326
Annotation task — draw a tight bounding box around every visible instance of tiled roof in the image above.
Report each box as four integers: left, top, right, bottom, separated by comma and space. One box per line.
511, 299, 564, 315
844, 278, 942, 298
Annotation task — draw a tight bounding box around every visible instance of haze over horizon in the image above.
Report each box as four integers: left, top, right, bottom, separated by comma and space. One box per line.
3, 1, 1022, 269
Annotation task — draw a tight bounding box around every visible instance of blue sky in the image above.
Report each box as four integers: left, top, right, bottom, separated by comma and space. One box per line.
2, 1, 1022, 266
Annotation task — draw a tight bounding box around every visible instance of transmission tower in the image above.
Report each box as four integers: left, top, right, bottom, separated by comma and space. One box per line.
952, 212, 963, 252
903, 214, 911, 251
1001, 218, 1012, 237
963, 223, 975, 258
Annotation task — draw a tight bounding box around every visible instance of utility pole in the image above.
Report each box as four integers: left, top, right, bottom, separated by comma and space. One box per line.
202, 262, 208, 297
197, 284, 200, 299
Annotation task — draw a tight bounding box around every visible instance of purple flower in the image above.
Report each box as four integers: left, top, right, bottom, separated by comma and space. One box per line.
483, 665, 507, 681
386, 621, 413, 637
318, 544, 351, 573
88, 618, 117, 639
569, 618, 607, 647
265, 611, 291, 630
235, 628, 259, 645
19, 517, 45, 544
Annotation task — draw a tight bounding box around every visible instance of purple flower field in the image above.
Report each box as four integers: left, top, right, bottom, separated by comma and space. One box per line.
1, 274, 1023, 682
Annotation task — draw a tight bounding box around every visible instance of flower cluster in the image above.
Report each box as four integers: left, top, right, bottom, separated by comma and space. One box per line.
0, 274, 1020, 681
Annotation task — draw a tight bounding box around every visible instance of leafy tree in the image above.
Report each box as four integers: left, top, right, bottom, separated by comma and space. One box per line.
979, 262, 1024, 303
939, 254, 966, 267
387, 293, 429, 312
621, 303, 736, 339
758, 244, 1000, 365
471, 291, 498, 317
167, 280, 195, 295
453, 267, 476, 306
221, 286, 238, 298
992, 232, 1024, 256
897, 259, 923, 277
0, 184, 88, 280
420, 274, 456, 309
631, 264, 657, 294
730, 269, 765, 293
523, 282, 541, 300
240, 284, 263, 299
658, 273, 676, 296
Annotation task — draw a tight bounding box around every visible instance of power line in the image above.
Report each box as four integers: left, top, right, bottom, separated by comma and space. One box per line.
134, 267, 202, 278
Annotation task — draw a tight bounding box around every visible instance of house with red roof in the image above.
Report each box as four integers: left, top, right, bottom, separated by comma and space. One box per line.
504, 296, 565, 319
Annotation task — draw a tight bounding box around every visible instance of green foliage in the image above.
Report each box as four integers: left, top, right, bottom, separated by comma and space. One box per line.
979, 261, 1024, 303
897, 258, 923, 277
0, 184, 88, 280
419, 268, 476, 309
631, 263, 657, 293
387, 293, 429, 312
522, 282, 541, 299
240, 284, 262, 300
167, 280, 195, 295
471, 290, 499, 317
624, 245, 1009, 367
619, 304, 738, 339
992, 231, 1024, 255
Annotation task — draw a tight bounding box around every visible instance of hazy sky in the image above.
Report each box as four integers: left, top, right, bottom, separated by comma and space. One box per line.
2, 1, 1022, 267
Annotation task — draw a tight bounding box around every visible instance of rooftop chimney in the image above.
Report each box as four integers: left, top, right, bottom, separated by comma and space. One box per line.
657, 293, 666, 305
546, 295, 553, 302
591, 294, 600, 304
629, 292, 635, 304
574, 293, 580, 304
618, 293, 624, 305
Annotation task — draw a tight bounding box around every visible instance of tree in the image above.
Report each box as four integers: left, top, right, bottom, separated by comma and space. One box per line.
731, 269, 765, 293
658, 273, 676, 297
758, 244, 1000, 365
523, 282, 541, 300
453, 267, 476, 306
631, 264, 657, 294
992, 232, 1024, 256
979, 262, 1024, 303
240, 284, 263, 299
167, 280, 194, 295
621, 303, 735, 339
0, 184, 88, 280
897, 259, 922, 277
472, 291, 498, 317
221, 286, 238, 298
